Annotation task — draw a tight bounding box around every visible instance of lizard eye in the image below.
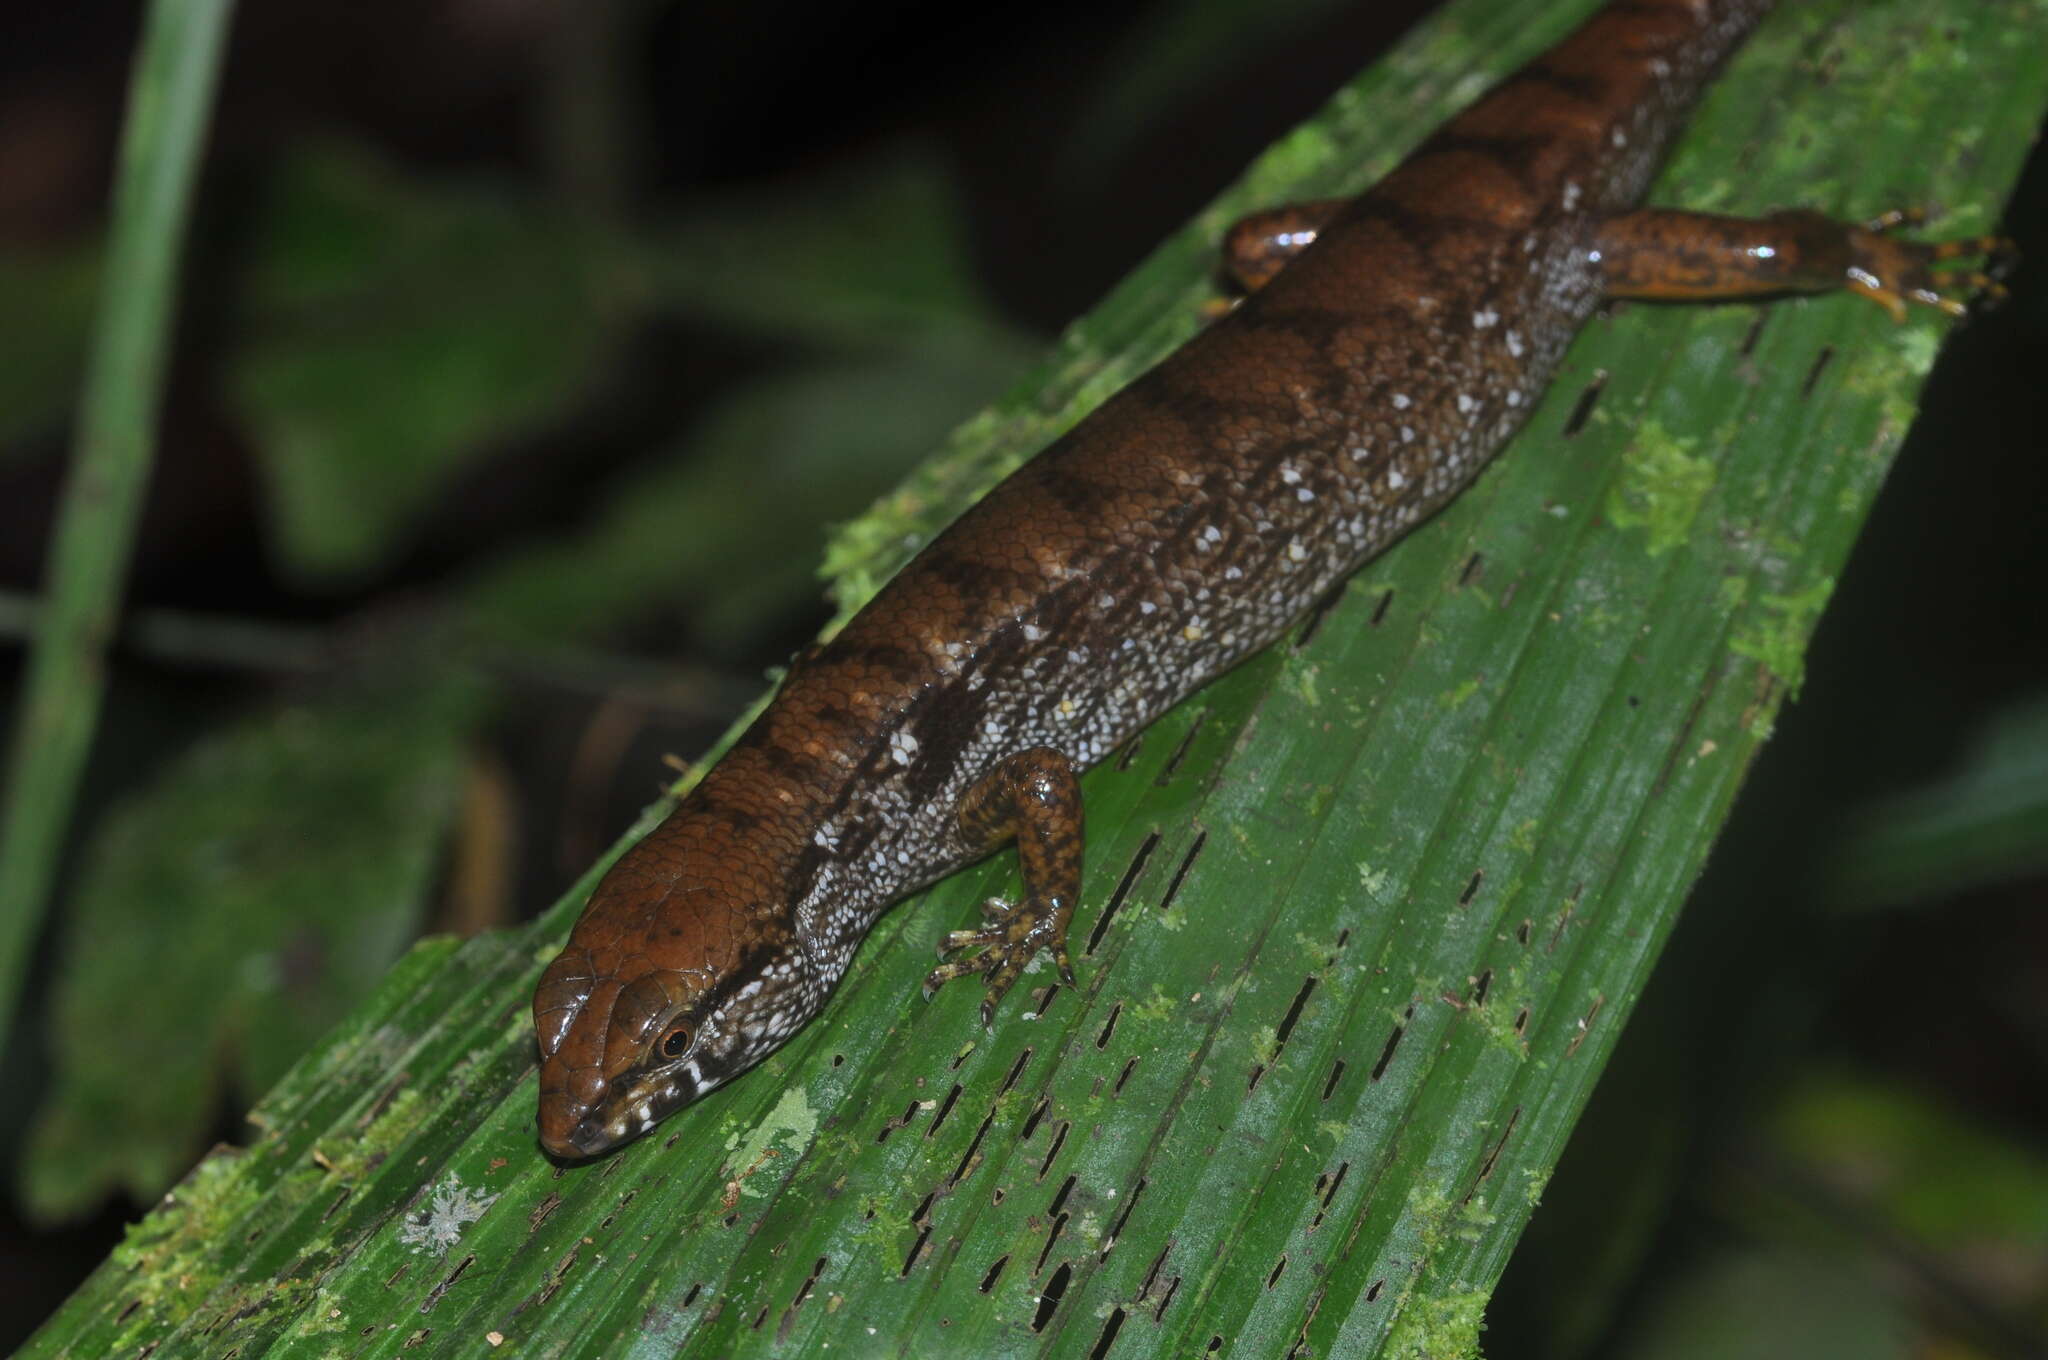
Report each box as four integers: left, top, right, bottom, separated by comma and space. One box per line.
660, 1025, 693, 1060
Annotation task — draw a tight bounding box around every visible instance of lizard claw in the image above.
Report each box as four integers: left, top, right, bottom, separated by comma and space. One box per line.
922, 895, 1076, 1024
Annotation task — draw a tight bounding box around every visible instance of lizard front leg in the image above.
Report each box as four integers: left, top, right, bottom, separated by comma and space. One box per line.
923, 746, 1083, 1024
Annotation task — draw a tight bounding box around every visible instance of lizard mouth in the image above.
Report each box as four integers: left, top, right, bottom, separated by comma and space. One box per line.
537, 1106, 619, 1161
538, 1064, 701, 1160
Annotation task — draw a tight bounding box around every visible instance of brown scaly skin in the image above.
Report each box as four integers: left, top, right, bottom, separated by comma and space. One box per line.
533, 0, 2006, 1160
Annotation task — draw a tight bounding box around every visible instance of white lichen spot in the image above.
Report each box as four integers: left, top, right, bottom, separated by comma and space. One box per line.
1387, 468, 1408, 491
1611, 126, 1628, 148
1280, 465, 1301, 485
1507, 390, 1522, 407
399, 1175, 499, 1256
1139, 600, 1157, 615
1472, 307, 1498, 329
1296, 487, 1314, 502
1392, 392, 1411, 410
1224, 565, 1243, 580
1202, 524, 1223, 543
1349, 444, 1371, 462
1505, 329, 1525, 358
1021, 623, 1045, 642
1457, 393, 1478, 414
1563, 180, 1582, 211
1287, 539, 1308, 562
1401, 426, 1416, 444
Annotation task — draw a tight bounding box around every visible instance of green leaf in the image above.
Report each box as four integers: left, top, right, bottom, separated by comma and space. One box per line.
19, 679, 479, 1221
1762, 1069, 2048, 1252
1617, 1249, 1913, 1360
1616, 1069, 2048, 1358
1824, 693, 2048, 910
225, 141, 616, 585
652, 144, 1003, 347
21, 0, 2048, 1354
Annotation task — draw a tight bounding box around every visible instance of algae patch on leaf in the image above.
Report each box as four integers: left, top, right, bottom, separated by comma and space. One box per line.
1605, 420, 1716, 556
1730, 576, 1836, 694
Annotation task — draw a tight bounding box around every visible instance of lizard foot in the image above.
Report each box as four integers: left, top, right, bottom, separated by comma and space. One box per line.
923, 895, 1076, 1025
1847, 207, 2016, 321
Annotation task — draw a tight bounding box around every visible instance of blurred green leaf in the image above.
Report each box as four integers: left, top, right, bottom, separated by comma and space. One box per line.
226, 142, 616, 585
1672, 1071, 2048, 1357
1767, 1070, 2048, 1255
1826, 693, 2048, 911
1619, 1249, 1913, 1360
20, 678, 480, 1220
0, 243, 100, 454
653, 144, 1004, 347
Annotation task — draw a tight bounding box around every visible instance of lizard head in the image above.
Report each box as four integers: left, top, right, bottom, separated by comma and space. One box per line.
532, 818, 818, 1160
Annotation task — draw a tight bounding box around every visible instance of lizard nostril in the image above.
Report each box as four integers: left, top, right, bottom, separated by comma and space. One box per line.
569, 1113, 616, 1157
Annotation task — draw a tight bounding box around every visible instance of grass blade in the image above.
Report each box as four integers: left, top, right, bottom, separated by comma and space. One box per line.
0, 0, 237, 1046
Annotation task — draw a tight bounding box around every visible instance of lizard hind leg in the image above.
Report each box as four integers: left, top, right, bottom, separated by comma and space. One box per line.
922, 745, 1084, 1025
1591, 206, 2014, 322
